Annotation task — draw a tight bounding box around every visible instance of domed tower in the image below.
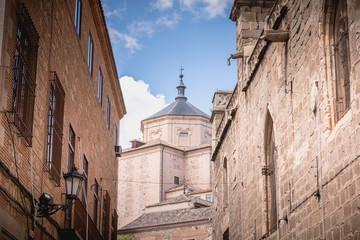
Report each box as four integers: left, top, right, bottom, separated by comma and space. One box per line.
141, 73, 211, 147
118, 71, 212, 229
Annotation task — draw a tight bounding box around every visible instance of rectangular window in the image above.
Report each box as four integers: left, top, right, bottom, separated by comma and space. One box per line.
68, 126, 76, 171
98, 68, 103, 104
87, 33, 94, 75
12, 3, 39, 147
94, 179, 99, 227
81, 156, 88, 206
174, 176, 179, 185
106, 97, 110, 129
74, 0, 82, 37
179, 132, 188, 137
114, 123, 118, 146
46, 72, 65, 185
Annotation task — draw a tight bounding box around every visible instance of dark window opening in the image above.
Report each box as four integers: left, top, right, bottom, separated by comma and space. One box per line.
87, 33, 94, 75
114, 123, 118, 146
174, 176, 179, 185
74, 0, 82, 37
223, 158, 228, 208
264, 113, 277, 235
67, 126, 76, 171
223, 228, 229, 240
106, 97, 110, 129
11, 3, 39, 146
98, 68, 103, 104
46, 72, 65, 185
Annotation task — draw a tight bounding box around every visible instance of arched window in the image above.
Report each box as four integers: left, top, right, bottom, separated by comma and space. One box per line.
333, 0, 350, 122
264, 112, 277, 234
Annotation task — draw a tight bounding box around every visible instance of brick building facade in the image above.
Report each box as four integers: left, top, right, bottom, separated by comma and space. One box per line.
0, 0, 125, 239
211, 0, 360, 239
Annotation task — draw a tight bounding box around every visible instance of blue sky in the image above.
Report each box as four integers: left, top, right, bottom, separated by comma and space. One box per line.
102, 0, 237, 147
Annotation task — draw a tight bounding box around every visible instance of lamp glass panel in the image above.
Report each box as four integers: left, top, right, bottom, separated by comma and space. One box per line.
72, 177, 81, 196
66, 177, 73, 196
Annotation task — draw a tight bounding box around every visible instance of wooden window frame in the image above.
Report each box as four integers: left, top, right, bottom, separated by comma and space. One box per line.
81, 155, 88, 206
102, 191, 111, 239
74, 0, 82, 37
93, 179, 99, 227
46, 72, 65, 185
11, 3, 39, 147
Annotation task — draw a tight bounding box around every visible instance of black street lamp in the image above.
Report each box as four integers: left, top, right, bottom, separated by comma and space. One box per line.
36, 167, 84, 218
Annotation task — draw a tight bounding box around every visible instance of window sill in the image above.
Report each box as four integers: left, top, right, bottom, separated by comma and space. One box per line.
328, 108, 352, 142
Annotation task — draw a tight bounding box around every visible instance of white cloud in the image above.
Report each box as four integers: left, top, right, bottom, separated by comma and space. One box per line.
103, 2, 126, 18
153, 0, 174, 10
128, 21, 156, 37
155, 12, 180, 27
108, 27, 142, 54
119, 76, 167, 148
179, 0, 233, 18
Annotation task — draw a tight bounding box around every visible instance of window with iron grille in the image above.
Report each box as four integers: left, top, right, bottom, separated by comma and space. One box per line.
74, 0, 82, 37
46, 72, 65, 185
98, 67, 103, 104
102, 191, 110, 239
333, 0, 350, 123
87, 33, 94, 75
106, 96, 110, 129
81, 155, 88, 206
67, 126, 76, 171
11, 3, 39, 147
94, 179, 99, 227
264, 112, 277, 235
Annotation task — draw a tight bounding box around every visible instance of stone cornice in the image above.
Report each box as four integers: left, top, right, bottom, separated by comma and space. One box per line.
90, 0, 126, 118
242, 0, 289, 92
230, 0, 277, 21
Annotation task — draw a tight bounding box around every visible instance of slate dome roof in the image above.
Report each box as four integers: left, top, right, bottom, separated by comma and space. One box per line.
142, 74, 210, 121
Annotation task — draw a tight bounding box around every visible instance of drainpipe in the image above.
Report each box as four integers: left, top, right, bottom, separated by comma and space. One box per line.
318, 3, 327, 238
160, 146, 165, 201
316, 81, 326, 239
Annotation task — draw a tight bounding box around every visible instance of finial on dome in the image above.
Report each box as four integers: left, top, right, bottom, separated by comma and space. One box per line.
179, 65, 184, 79
176, 65, 187, 101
